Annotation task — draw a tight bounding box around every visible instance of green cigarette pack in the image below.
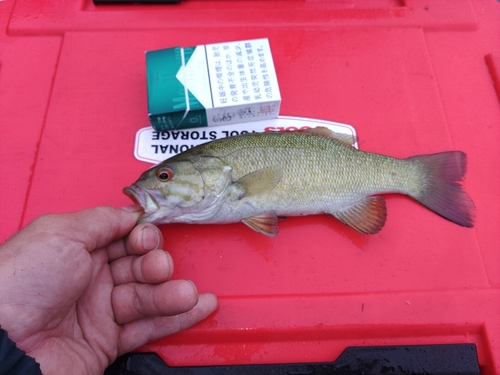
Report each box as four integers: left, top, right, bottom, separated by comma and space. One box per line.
146, 38, 281, 131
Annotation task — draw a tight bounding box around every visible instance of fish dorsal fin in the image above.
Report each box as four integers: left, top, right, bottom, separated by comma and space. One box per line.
242, 212, 279, 237
333, 196, 387, 234
300, 127, 357, 147
236, 166, 283, 198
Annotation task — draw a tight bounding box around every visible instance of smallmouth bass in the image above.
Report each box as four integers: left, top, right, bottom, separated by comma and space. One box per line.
124, 128, 474, 236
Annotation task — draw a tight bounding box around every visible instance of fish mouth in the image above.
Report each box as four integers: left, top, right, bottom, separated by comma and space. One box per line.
123, 185, 160, 214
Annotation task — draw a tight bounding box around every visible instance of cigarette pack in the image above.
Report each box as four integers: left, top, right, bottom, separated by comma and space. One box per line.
146, 38, 281, 131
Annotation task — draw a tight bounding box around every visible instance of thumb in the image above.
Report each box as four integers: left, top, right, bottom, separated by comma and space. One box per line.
25, 205, 144, 252
65, 205, 144, 251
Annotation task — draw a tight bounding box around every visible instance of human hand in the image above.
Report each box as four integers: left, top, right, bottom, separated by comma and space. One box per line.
0, 206, 218, 375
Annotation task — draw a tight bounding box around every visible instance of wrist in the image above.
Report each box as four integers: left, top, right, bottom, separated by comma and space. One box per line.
0, 328, 42, 375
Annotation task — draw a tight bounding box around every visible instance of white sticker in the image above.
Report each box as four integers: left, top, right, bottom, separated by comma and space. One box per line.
133, 115, 358, 165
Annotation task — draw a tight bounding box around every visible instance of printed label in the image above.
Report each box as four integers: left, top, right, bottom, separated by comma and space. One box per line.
205, 38, 280, 107
133, 116, 357, 164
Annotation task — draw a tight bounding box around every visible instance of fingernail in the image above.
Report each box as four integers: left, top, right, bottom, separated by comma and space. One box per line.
122, 204, 143, 213
142, 225, 160, 251
187, 280, 198, 294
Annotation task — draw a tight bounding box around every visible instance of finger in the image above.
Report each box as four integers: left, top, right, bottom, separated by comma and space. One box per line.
26, 206, 143, 253
107, 223, 163, 261
117, 293, 218, 355
110, 249, 174, 285
112, 279, 199, 325
127, 223, 163, 255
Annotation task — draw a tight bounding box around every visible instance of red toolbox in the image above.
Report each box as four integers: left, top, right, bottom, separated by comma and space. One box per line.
1, 0, 499, 373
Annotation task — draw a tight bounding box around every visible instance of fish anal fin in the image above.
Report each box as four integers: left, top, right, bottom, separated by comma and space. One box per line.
300, 127, 357, 147
242, 212, 279, 237
333, 196, 387, 234
236, 166, 283, 198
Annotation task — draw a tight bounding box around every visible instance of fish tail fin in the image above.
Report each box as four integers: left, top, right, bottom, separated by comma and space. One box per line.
409, 151, 475, 227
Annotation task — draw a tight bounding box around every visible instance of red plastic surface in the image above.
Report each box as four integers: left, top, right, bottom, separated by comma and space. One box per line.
1, 0, 499, 373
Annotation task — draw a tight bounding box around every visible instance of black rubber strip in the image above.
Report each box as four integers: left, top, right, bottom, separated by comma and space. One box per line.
104, 344, 480, 375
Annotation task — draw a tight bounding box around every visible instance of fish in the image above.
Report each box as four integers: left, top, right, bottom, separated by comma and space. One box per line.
123, 128, 475, 237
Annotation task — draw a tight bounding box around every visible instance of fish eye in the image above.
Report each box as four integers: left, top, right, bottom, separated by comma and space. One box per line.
156, 168, 173, 182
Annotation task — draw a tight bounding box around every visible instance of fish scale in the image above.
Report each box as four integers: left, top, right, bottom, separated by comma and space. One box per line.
124, 128, 474, 236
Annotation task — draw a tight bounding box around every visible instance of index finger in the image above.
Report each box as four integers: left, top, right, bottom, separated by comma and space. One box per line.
106, 223, 163, 261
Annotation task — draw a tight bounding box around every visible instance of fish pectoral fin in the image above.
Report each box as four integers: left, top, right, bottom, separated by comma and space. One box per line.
242, 212, 279, 237
236, 166, 283, 198
333, 196, 387, 234
300, 127, 357, 147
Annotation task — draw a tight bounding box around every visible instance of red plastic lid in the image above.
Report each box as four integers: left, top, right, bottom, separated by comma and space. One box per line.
1, 0, 499, 373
